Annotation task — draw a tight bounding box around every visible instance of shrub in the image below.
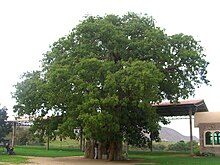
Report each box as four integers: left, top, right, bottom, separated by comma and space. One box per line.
168, 140, 189, 151
152, 143, 167, 151
6, 127, 45, 146
201, 152, 215, 157
193, 144, 200, 156
167, 140, 199, 152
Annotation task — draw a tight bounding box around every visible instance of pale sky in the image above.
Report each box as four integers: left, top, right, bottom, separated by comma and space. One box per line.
0, 0, 219, 137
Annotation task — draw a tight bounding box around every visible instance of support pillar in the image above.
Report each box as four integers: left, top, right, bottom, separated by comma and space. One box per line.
189, 108, 193, 155
12, 122, 16, 147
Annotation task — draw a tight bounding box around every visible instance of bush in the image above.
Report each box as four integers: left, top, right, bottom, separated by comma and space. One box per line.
193, 144, 200, 156
167, 140, 199, 152
6, 127, 45, 146
152, 143, 167, 151
201, 152, 215, 157
168, 140, 189, 151
16, 127, 29, 145
6, 127, 29, 145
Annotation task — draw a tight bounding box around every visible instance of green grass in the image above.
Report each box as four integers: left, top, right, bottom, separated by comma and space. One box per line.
0, 145, 84, 164
14, 145, 84, 157
129, 150, 220, 165
2, 145, 220, 165
129, 150, 189, 155
0, 154, 28, 164
135, 156, 220, 165
49, 138, 80, 148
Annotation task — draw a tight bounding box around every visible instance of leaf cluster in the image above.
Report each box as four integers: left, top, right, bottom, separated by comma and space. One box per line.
0, 106, 12, 142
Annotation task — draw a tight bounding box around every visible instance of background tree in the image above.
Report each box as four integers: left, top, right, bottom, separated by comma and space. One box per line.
12, 71, 48, 116
7, 127, 29, 145
29, 116, 62, 150
13, 12, 209, 160
0, 106, 12, 142
12, 71, 64, 149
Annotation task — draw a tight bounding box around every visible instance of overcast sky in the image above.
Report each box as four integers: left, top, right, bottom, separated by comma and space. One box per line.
0, 0, 219, 137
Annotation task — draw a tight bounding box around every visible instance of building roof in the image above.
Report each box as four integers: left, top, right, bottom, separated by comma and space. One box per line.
153, 99, 208, 116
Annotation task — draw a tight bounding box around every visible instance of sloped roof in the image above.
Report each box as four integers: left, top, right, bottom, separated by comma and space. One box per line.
153, 99, 208, 116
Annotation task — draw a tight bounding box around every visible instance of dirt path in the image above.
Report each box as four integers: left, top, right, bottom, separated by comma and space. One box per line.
22, 156, 151, 165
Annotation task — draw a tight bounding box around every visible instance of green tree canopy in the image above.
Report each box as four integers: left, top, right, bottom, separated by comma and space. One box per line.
12, 12, 209, 160
0, 106, 12, 142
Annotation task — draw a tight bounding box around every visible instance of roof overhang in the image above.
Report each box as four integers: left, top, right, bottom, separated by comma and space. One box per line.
153, 99, 208, 117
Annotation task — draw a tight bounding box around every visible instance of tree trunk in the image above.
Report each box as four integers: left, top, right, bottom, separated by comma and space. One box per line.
125, 142, 129, 160
98, 142, 103, 159
85, 140, 94, 159
82, 137, 85, 152
149, 140, 153, 152
80, 128, 83, 151
84, 140, 122, 161
108, 141, 122, 161
46, 136, 50, 150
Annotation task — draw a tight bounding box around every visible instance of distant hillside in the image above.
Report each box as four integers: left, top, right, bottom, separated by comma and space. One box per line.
159, 127, 199, 142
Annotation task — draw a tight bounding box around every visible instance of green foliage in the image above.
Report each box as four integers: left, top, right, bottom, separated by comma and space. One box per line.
200, 152, 215, 157
193, 143, 201, 156
168, 140, 189, 151
12, 12, 209, 150
6, 127, 44, 146
12, 71, 48, 116
193, 145, 215, 157
167, 140, 199, 152
81, 112, 120, 142
152, 143, 167, 151
0, 106, 12, 142
7, 127, 29, 145
29, 116, 62, 143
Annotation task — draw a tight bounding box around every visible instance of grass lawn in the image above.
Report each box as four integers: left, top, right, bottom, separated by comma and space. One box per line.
0, 154, 28, 164
0, 145, 84, 164
14, 145, 84, 157
2, 145, 220, 164
12, 138, 83, 157
49, 138, 80, 148
129, 150, 220, 165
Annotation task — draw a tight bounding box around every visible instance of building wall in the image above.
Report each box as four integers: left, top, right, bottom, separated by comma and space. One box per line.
199, 123, 220, 156
195, 112, 220, 127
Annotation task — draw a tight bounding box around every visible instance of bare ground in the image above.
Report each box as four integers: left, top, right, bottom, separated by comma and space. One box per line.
18, 156, 154, 165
